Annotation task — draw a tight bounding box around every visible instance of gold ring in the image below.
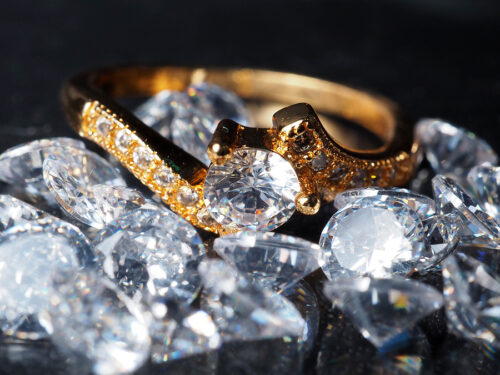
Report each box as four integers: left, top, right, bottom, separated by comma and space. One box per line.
61, 66, 417, 235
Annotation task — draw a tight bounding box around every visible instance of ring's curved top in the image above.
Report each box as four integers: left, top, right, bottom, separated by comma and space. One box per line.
61, 66, 417, 234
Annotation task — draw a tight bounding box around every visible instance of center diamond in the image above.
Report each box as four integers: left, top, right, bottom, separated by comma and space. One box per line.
203, 148, 301, 231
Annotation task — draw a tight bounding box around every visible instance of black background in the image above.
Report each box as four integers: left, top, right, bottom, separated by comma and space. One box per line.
0, 0, 499, 153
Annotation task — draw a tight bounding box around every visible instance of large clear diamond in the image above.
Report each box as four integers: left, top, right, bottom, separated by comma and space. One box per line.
467, 165, 500, 222
323, 277, 443, 347
442, 246, 500, 347
320, 197, 425, 278
0, 216, 94, 339
0, 194, 46, 231
0, 138, 86, 199
432, 175, 500, 248
415, 119, 497, 178
203, 148, 301, 231
198, 259, 305, 342
95, 206, 205, 305
150, 301, 221, 364
213, 231, 325, 291
40, 270, 151, 375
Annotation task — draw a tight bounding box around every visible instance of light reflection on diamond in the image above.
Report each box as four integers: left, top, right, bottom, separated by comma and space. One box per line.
467, 165, 500, 223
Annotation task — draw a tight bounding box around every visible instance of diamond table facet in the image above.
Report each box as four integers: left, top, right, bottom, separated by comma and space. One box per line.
213, 231, 325, 291
203, 148, 301, 231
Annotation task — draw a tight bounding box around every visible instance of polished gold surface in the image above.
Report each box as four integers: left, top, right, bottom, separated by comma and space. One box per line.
62, 66, 417, 234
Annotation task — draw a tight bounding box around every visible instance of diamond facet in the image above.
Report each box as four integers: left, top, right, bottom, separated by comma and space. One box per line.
199, 259, 305, 342
467, 165, 500, 222
95, 206, 205, 305
203, 148, 301, 231
0, 194, 46, 231
213, 231, 325, 291
320, 197, 425, 278
323, 277, 443, 347
0, 217, 94, 339
41, 270, 151, 375
415, 119, 497, 178
115, 130, 133, 153
432, 175, 500, 248
442, 246, 500, 347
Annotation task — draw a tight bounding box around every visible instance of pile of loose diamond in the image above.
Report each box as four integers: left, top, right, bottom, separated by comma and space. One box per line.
0, 85, 498, 375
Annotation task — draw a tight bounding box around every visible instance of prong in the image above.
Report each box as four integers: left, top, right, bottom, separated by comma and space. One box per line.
295, 192, 321, 215
207, 119, 241, 165
272, 103, 319, 134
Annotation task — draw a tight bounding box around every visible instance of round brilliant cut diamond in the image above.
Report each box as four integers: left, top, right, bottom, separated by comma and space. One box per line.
132, 146, 154, 169
95, 116, 112, 136
115, 130, 133, 153
203, 148, 301, 231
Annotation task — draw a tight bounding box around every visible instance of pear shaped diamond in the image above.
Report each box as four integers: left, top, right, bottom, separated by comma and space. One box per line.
432, 175, 500, 248
214, 231, 325, 291
442, 246, 500, 347
415, 119, 497, 178
95, 206, 205, 305
40, 270, 151, 375
467, 165, 500, 222
199, 259, 305, 342
323, 277, 443, 347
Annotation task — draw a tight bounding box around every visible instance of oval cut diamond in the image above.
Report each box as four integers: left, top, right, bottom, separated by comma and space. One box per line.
203, 148, 301, 231
320, 197, 425, 278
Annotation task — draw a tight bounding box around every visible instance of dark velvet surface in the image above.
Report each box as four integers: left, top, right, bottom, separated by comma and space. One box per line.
0, 1, 499, 374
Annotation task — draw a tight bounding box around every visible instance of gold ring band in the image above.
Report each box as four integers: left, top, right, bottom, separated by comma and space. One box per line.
61, 66, 417, 234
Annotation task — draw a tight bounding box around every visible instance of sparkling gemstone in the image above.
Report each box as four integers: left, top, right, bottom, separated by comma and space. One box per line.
0, 138, 85, 199
467, 165, 500, 222
95, 116, 112, 136
198, 259, 305, 342
213, 231, 325, 291
186, 82, 251, 125
349, 169, 368, 187
0, 194, 46, 231
150, 302, 221, 364
323, 277, 443, 347
432, 175, 500, 248
320, 196, 425, 278
95, 206, 205, 305
40, 270, 151, 375
115, 130, 133, 153
43, 148, 129, 229
176, 185, 199, 206
203, 148, 301, 231
415, 118, 497, 178
132, 146, 154, 169
154, 166, 178, 186
310, 151, 329, 171
0, 216, 94, 339
442, 246, 500, 347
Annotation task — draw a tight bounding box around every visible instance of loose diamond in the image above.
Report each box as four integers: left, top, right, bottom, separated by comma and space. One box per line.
40, 270, 151, 375
323, 277, 443, 347
150, 301, 221, 363
132, 146, 154, 169
203, 148, 301, 231
467, 165, 500, 222
95, 206, 205, 305
432, 175, 500, 248
0, 216, 94, 339
95, 116, 112, 136
0, 138, 85, 199
213, 231, 325, 291
177, 185, 199, 207
43, 148, 129, 229
186, 82, 251, 125
115, 130, 133, 153
442, 246, 500, 347
415, 119, 497, 178
320, 196, 425, 278
0, 194, 46, 231
198, 259, 305, 342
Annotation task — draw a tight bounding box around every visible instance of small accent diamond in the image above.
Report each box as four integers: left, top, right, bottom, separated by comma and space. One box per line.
132, 146, 154, 169
115, 130, 133, 153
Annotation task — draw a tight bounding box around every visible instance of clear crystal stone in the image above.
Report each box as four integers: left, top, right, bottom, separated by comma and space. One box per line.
115, 130, 133, 153
154, 166, 178, 186
323, 277, 443, 347
132, 146, 154, 169
213, 231, 325, 291
95, 116, 112, 136
310, 152, 329, 171
0, 138, 86, 199
43, 148, 129, 229
40, 270, 151, 375
467, 165, 500, 222
320, 196, 425, 278
198, 259, 305, 342
134, 90, 175, 132
0, 216, 94, 339
95, 206, 205, 305
432, 175, 500, 248
0, 194, 46, 231
442, 246, 500, 347
415, 118, 497, 178
176, 185, 199, 206
203, 148, 301, 231
150, 302, 221, 364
